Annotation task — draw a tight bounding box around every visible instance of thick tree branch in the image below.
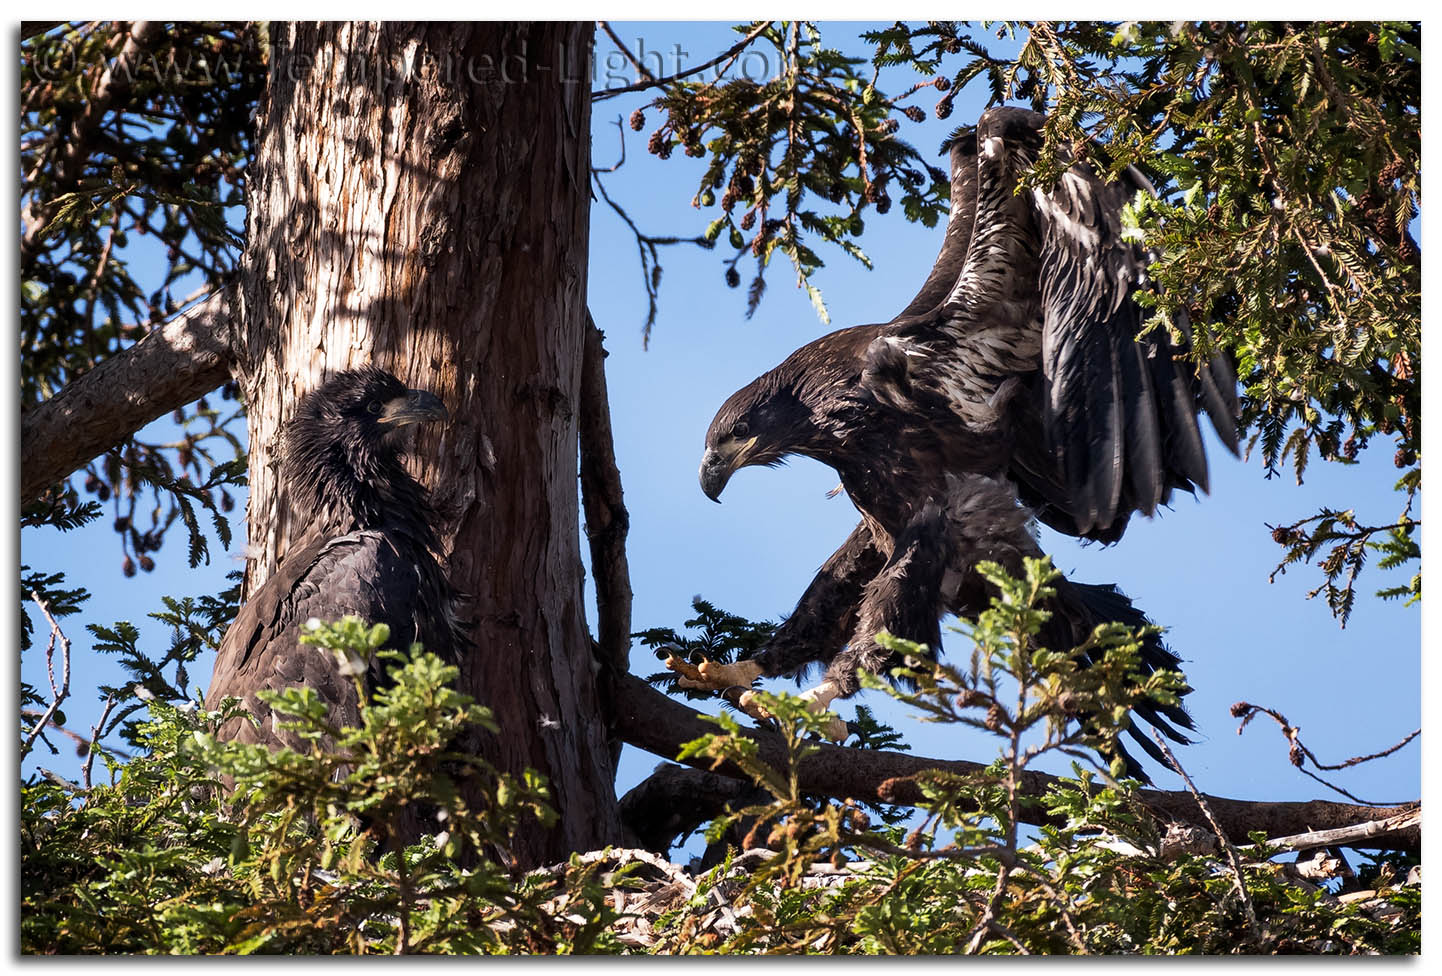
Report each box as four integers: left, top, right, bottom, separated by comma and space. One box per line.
20, 288, 237, 504
609, 671, 1420, 853
619, 762, 768, 855
1258, 809, 1421, 855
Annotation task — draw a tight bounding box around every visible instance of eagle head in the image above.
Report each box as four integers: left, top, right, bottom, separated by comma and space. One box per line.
284, 365, 449, 527
289, 365, 448, 452
699, 378, 811, 502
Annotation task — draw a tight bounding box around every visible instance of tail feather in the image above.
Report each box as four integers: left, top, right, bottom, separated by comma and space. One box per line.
1063, 579, 1194, 782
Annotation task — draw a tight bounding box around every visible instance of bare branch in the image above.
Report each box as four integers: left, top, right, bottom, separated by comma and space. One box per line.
593, 116, 628, 174
20, 708, 136, 764
590, 170, 709, 344
609, 671, 1421, 852
1231, 700, 1420, 805
1256, 809, 1422, 855
580, 313, 636, 775
593, 21, 774, 102
528, 846, 699, 894
21, 21, 168, 259
82, 697, 121, 791
21, 288, 237, 504
579, 314, 633, 677
22, 592, 72, 756
596, 22, 657, 86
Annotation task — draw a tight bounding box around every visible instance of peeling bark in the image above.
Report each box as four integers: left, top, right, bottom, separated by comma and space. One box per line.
231, 21, 619, 864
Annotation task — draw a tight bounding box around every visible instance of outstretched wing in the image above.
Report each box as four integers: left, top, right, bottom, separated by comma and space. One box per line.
865, 106, 1239, 541
1030, 140, 1240, 536
861, 109, 1044, 424
893, 124, 980, 318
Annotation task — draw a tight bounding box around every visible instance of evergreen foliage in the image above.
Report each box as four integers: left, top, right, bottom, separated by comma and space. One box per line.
19, 21, 1420, 954
21, 22, 261, 568
21, 592, 1418, 953
22, 20, 1420, 604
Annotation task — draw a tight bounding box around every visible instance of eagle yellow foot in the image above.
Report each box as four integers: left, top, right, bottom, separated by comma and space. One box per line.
739, 680, 849, 743
664, 655, 764, 693
665, 657, 848, 741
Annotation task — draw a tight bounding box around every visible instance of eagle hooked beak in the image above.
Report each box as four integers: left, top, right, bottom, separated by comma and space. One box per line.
699, 450, 731, 502
698, 436, 757, 502
378, 389, 449, 428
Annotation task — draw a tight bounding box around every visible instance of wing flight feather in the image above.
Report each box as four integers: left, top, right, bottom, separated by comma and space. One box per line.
870, 106, 1239, 539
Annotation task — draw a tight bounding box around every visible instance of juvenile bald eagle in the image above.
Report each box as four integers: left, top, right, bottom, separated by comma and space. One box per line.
672, 108, 1239, 775
206, 366, 465, 752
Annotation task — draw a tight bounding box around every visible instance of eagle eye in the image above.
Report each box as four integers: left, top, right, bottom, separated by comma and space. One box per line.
732, 421, 750, 439
367, 400, 383, 415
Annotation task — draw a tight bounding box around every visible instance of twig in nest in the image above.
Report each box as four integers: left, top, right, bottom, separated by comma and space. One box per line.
1152, 731, 1264, 947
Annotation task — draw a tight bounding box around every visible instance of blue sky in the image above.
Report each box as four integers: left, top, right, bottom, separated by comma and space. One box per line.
22, 23, 1419, 821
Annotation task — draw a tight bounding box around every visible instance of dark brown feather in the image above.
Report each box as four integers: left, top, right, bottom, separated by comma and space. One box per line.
206, 367, 463, 753
698, 109, 1239, 779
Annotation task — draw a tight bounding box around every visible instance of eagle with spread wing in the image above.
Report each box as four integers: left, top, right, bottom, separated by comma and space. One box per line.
669, 108, 1239, 776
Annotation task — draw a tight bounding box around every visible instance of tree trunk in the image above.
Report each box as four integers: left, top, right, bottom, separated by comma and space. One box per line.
232, 21, 620, 865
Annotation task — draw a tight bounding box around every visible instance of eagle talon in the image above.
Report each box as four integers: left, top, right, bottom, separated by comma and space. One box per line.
665, 655, 764, 693
739, 684, 850, 742
801, 681, 849, 742
735, 689, 771, 723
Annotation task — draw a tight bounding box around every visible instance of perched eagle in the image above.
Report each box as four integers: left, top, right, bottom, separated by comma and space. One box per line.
671, 107, 1239, 775
206, 366, 465, 752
